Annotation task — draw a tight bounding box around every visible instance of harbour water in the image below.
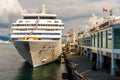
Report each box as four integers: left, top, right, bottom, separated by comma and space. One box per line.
0, 43, 62, 80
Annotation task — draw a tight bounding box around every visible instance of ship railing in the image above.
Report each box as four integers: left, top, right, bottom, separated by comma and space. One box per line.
21, 37, 39, 40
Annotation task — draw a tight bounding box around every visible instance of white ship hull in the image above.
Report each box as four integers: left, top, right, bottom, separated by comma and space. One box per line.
14, 40, 62, 67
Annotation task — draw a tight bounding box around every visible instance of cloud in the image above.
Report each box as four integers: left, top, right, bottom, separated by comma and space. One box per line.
0, 0, 120, 35
0, 0, 24, 26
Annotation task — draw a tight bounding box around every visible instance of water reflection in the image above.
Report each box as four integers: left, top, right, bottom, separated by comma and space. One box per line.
15, 62, 33, 80
0, 44, 61, 80
16, 62, 61, 80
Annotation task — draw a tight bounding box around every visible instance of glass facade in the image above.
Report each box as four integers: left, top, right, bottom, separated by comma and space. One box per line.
106, 31, 108, 48
92, 35, 94, 47
80, 28, 120, 50
95, 34, 97, 47
94, 35, 95, 47
101, 32, 103, 48
99, 32, 101, 48
103, 31, 106, 48
82, 38, 84, 46
90, 35, 92, 46
107, 29, 112, 49
97, 33, 99, 47
114, 29, 120, 49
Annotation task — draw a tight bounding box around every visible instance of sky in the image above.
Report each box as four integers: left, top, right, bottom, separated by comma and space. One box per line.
0, 0, 120, 35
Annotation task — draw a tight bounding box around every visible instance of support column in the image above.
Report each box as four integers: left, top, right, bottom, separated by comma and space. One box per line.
86, 49, 88, 59
83, 49, 86, 58
111, 29, 116, 75
96, 51, 99, 68
99, 51, 104, 68
90, 50, 93, 62
82, 48, 84, 56
80, 48, 82, 56
111, 53, 116, 75
83, 49, 85, 55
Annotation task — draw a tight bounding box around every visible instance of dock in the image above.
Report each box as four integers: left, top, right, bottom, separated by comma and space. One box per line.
61, 14, 120, 80
64, 54, 120, 80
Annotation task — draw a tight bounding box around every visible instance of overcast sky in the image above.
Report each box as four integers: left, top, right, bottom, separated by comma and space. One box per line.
0, 0, 120, 35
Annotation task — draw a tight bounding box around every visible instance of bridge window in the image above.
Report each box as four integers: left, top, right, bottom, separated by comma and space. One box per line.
24, 16, 56, 19
24, 16, 38, 19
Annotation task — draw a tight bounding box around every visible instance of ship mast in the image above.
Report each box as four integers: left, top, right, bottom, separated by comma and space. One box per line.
41, 4, 46, 14
41, 0, 46, 14
109, 9, 113, 16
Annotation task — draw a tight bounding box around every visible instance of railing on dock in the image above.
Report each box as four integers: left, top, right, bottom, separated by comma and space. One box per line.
64, 55, 90, 80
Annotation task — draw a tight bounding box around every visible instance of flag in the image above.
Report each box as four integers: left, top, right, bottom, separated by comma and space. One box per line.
103, 8, 108, 12
69, 32, 73, 37
67, 29, 74, 37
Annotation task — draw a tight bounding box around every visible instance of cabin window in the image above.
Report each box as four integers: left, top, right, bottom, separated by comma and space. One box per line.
24, 16, 38, 19
55, 21, 58, 23
19, 21, 23, 23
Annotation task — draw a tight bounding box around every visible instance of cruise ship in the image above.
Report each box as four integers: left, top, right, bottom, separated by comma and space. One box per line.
11, 5, 64, 67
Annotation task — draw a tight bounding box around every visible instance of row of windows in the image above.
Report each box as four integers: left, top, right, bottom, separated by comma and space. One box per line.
12, 29, 61, 31
23, 16, 56, 19
81, 29, 120, 49
13, 24, 63, 27
12, 33, 60, 35
81, 29, 112, 49
114, 29, 120, 49
19, 21, 58, 23
12, 38, 60, 40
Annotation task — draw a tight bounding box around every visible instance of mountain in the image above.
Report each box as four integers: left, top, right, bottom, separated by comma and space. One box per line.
0, 36, 10, 41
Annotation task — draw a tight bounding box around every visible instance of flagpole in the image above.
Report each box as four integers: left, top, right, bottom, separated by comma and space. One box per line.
102, 8, 109, 17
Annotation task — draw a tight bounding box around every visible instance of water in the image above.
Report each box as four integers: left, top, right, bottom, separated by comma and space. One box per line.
0, 43, 62, 80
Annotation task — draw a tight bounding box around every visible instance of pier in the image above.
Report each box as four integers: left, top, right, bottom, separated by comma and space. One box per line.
62, 18, 120, 79
64, 54, 120, 80
76, 16, 120, 76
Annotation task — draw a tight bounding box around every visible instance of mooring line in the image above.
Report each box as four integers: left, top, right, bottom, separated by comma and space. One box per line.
80, 69, 92, 75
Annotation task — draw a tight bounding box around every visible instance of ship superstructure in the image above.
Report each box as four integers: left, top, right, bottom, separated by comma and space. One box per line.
11, 5, 64, 67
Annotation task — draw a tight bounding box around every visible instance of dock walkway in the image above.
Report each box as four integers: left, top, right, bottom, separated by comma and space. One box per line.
66, 54, 120, 80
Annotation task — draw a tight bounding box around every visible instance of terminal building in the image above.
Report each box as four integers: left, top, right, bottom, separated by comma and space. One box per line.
77, 14, 120, 75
